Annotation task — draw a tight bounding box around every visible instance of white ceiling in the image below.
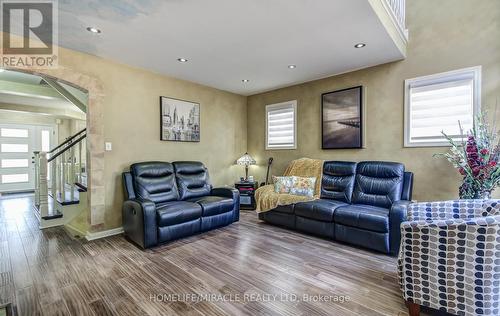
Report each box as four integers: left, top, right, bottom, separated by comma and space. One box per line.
0, 70, 87, 119
57, 0, 404, 96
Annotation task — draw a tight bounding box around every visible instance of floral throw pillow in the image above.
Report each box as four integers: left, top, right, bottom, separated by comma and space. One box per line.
273, 176, 294, 194
290, 176, 316, 197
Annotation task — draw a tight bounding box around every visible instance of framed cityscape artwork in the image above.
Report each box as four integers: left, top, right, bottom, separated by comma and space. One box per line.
321, 86, 363, 149
160, 96, 200, 142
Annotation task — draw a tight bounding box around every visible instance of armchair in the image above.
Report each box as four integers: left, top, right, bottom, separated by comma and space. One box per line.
398, 199, 500, 316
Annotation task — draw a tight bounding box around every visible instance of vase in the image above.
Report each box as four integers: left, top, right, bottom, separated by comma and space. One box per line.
473, 191, 492, 199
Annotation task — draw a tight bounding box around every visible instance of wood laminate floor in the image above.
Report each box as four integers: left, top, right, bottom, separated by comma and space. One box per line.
0, 194, 421, 316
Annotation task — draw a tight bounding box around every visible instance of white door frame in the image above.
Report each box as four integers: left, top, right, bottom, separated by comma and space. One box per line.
0, 122, 57, 193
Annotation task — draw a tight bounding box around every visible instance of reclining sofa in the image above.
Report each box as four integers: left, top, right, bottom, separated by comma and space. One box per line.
259, 161, 413, 255
122, 161, 239, 248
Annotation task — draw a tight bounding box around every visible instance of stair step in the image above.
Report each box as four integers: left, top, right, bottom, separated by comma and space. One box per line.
34, 196, 64, 220
42, 212, 63, 220
49, 186, 81, 205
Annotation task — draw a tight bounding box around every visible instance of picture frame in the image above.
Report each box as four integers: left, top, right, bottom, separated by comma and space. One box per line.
321, 86, 363, 149
160, 96, 200, 142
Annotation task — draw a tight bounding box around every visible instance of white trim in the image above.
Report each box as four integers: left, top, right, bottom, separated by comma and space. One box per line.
404, 66, 482, 148
85, 227, 124, 241
265, 100, 297, 150
380, 0, 408, 44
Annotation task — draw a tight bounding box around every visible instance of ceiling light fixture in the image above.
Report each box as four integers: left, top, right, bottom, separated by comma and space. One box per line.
177, 58, 188, 62
288, 65, 297, 69
242, 79, 250, 83
0, 69, 5, 73
354, 43, 366, 48
86, 27, 101, 34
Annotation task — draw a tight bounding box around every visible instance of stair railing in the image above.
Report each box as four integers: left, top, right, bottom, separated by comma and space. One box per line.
34, 129, 87, 218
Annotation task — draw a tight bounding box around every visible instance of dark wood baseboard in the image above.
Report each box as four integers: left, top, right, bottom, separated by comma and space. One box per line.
406, 301, 420, 316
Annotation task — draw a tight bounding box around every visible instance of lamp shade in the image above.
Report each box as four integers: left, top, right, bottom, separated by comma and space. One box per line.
237, 152, 256, 166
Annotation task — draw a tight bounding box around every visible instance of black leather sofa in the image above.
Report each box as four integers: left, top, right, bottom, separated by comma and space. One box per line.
122, 161, 239, 248
258, 161, 413, 255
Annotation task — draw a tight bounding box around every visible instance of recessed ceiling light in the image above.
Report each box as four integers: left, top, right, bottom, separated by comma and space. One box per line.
177, 58, 188, 62
242, 79, 250, 83
288, 65, 297, 69
86, 27, 101, 34
354, 43, 366, 48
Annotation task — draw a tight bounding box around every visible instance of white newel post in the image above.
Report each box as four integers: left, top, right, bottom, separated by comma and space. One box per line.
33, 151, 40, 207
38, 152, 49, 218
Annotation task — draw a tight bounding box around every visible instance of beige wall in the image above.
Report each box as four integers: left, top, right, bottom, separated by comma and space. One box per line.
55, 47, 247, 229
58, 118, 86, 143
247, 0, 500, 201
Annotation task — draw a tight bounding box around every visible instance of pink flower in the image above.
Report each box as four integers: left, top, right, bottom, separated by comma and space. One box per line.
458, 168, 466, 175
472, 167, 481, 177
490, 161, 497, 167
480, 148, 489, 155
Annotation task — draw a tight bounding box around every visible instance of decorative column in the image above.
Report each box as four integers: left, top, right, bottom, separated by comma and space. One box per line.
38, 152, 49, 218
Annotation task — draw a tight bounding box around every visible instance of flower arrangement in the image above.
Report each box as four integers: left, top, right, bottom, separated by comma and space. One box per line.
435, 113, 500, 199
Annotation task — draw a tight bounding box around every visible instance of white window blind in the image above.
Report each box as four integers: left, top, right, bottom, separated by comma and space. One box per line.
404, 66, 481, 147
266, 100, 297, 150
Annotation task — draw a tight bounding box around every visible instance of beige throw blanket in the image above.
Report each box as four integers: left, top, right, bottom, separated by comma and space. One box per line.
255, 158, 323, 213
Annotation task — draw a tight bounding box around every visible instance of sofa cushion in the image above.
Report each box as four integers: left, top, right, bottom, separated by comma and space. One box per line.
294, 199, 347, 222
173, 161, 212, 200
273, 176, 294, 194
187, 196, 234, 217
352, 161, 404, 208
131, 162, 179, 204
321, 161, 357, 203
156, 201, 202, 227
290, 176, 317, 197
334, 204, 389, 233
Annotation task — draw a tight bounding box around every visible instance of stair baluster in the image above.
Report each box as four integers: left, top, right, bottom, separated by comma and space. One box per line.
70, 146, 75, 201
78, 140, 82, 184
61, 151, 66, 202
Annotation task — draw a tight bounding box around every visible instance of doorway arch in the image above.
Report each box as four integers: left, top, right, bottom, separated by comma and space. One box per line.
4, 65, 106, 232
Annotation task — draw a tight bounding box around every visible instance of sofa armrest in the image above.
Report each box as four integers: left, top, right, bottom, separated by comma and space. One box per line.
389, 200, 411, 255
122, 198, 157, 248
399, 215, 500, 310
211, 187, 240, 221
211, 187, 239, 200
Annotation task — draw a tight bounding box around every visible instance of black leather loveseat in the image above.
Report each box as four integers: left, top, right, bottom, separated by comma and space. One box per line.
122, 161, 239, 248
259, 161, 413, 255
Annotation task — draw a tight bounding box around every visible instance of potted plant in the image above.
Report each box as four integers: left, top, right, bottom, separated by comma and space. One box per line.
435, 113, 499, 199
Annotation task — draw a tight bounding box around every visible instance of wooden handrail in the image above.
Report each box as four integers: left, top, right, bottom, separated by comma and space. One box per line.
49, 128, 86, 154
48, 134, 86, 162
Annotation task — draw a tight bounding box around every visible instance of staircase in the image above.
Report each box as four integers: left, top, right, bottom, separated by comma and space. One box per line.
33, 128, 88, 228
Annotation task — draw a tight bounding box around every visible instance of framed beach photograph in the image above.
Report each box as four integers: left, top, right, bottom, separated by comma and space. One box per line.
321, 86, 363, 149
160, 96, 200, 142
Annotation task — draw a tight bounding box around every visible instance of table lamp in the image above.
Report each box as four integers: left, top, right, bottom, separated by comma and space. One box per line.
237, 152, 256, 182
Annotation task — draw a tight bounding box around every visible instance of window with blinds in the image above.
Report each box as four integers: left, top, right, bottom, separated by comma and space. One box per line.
266, 100, 297, 150
404, 66, 481, 147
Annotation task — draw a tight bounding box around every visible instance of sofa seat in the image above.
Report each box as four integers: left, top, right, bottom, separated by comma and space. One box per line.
334, 204, 389, 233
156, 201, 202, 226
295, 199, 347, 222
187, 196, 234, 216
272, 205, 294, 214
